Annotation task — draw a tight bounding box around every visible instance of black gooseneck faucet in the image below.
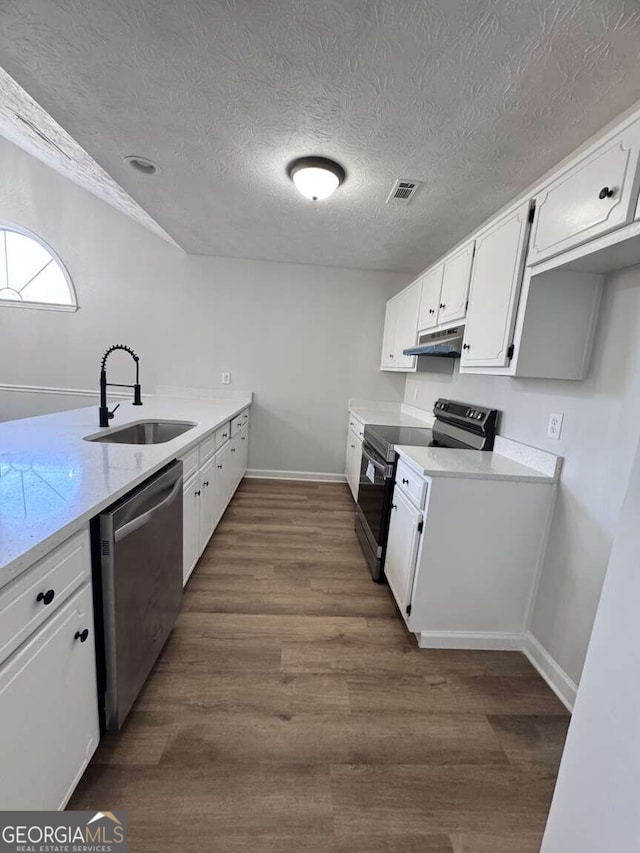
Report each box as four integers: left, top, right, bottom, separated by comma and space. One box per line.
99, 344, 143, 427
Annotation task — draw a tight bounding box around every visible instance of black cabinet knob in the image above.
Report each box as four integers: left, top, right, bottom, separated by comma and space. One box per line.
389, 353, 394, 358
402, 478, 409, 485
391, 503, 397, 510
241, 436, 246, 441
440, 303, 446, 309
231, 448, 236, 453
429, 308, 435, 315
203, 480, 209, 487
74, 629, 89, 643
195, 489, 201, 496
462, 343, 470, 350
598, 186, 615, 199
217, 464, 223, 469
36, 590, 55, 606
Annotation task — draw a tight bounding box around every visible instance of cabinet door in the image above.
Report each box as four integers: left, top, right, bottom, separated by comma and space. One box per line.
460, 201, 531, 368
199, 454, 217, 552
344, 430, 362, 501
238, 425, 249, 478
437, 240, 474, 325
417, 265, 444, 330
529, 120, 640, 263
385, 485, 422, 618
380, 297, 399, 369
393, 281, 421, 369
183, 471, 200, 584
0, 583, 99, 810
215, 441, 234, 514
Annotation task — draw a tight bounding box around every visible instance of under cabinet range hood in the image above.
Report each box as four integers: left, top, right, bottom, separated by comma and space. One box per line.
403, 325, 464, 358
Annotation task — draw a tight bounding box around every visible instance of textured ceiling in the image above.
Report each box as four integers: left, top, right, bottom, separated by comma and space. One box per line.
0, 66, 177, 246
1, 0, 640, 272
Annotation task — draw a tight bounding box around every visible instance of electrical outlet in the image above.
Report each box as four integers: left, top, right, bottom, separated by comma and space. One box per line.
547, 412, 564, 440
222, 372, 231, 385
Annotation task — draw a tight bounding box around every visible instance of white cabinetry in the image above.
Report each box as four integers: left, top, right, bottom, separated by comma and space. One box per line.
344, 414, 364, 501
417, 265, 444, 330
385, 485, 422, 616
437, 239, 474, 326
181, 407, 250, 585
0, 532, 99, 811
460, 201, 532, 369
380, 281, 421, 371
385, 453, 556, 649
529, 119, 640, 264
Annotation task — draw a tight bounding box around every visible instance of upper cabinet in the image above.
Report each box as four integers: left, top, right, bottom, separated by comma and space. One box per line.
380, 280, 421, 371
417, 239, 474, 331
460, 201, 532, 369
528, 119, 640, 265
437, 240, 474, 326
416, 265, 443, 330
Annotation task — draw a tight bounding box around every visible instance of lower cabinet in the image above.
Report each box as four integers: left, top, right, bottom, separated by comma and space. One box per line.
345, 413, 364, 501
182, 409, 250, 585
0, 581, 99, 809
386, 454, 557, 647
385, 484, 423, 616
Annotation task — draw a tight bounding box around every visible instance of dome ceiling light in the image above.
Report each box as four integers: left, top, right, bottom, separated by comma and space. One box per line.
287, 156, 346, 201
124, 155, 159, 175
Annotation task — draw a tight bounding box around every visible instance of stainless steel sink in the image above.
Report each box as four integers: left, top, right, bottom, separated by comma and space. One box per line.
85, 420, 197, 445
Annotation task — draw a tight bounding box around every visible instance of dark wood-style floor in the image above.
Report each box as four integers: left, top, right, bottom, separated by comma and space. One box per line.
69, 479, 569, 852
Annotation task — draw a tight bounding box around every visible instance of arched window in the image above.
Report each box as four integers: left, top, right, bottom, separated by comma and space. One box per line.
0, 226, 77, 311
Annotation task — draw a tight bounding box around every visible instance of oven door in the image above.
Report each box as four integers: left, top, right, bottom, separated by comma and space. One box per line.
356, 442, 394, 549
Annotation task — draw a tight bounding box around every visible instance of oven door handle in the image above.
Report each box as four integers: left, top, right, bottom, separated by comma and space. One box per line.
362, 447, 393, 479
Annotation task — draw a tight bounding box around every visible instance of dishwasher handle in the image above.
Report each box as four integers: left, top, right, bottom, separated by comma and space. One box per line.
114, 476, 183, 543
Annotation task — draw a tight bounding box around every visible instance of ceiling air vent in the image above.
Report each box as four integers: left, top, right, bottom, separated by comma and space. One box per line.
386, 178, 421, 205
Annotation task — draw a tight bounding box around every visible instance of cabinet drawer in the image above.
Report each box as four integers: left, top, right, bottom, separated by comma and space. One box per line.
395, 459, 427, 509
348, 414, 365, 440
231, 409, 249, 436
215, 421, 231, 449
529, 120, 640, 263
179, 446, 199, 479
0, 529, 90, 666
199, 432, 217, 463
0, 581, 99, 809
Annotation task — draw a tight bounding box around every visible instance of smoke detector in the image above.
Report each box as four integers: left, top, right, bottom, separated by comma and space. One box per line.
386, 178, 422, 205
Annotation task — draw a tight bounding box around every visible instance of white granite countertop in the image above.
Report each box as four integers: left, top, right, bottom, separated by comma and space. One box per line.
349, 400, 434, 429
396, 444, 557, 484
0, 394, 251, 587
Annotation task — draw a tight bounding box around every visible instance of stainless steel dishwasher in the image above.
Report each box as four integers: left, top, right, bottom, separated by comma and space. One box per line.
96, 460, 183, 730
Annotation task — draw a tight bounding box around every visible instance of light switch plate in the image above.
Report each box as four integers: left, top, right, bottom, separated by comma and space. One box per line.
547, 412, 564, 440
222, 372, 231, 385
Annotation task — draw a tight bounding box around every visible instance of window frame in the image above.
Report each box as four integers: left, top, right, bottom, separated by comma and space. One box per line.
0, 222, 78, 313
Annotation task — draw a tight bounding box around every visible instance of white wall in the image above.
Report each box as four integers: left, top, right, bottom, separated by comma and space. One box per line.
0, 135, 407, 474
404, 265, 640, 686
541, 431, 640, 852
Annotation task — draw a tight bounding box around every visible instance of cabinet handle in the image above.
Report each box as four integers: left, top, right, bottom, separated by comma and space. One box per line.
402, 478, 409, 485
429, 308, 435, 314
203, 480, 209, 487
217, 464, 223, 469
36, 589, 55, 606
241, 436, 246, 441
195, 489, 201, 496
351, 444, 355, 448
462, 343, 470, 350
391, 503, 397, 510
440, 303, 446, 309
389, 353, 394, 358
231, 448, 236, 453
74, 629, 89, 643
598, 186, 615, 199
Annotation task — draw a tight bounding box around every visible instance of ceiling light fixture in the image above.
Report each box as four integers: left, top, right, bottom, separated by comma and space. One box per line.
287, 156, 346, 201
124, 155, 159, 175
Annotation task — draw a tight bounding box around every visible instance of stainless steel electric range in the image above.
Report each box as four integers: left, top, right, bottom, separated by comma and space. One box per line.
355, 398, 499, 581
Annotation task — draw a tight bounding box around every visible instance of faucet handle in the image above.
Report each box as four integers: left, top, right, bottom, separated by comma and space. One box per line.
109, 403, 120, 420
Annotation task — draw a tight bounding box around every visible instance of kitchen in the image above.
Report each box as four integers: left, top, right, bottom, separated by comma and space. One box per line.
1, 2, 640, 851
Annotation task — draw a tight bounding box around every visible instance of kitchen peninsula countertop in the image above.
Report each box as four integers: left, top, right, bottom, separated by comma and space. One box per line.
0, 394, 252, 587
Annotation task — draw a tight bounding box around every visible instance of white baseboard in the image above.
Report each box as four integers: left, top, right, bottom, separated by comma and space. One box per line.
246, 469, 346, 484
417, 630, 524, 651
523, 631, 577, 712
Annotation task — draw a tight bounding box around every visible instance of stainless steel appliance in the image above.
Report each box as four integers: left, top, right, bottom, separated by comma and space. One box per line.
402, 325, 465, 358
355, 399, 499, 581
95, 460, 183, 730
